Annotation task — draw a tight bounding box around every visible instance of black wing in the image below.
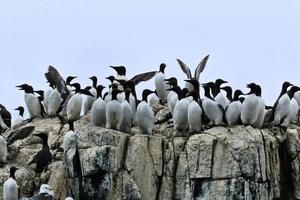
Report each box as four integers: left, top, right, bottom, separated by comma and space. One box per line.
194, 55, 209, 80
45, 66, 69, 98
28, 193, 54, 200
0, 104, 11, 127
129, 71, 157, 86
176, 59, 192, 79
6, 126, 35, 145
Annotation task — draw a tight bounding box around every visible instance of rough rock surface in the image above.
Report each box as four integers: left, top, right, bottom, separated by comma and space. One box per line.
0, 105, 300, 200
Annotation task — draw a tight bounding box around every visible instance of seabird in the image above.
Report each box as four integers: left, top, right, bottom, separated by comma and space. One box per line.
119, 88, 135, 133
213, 79, 230, 109
12, 106, 25, 129
83, 76, 98, 114
28, 132, 52, 173
241, 83, 260, 126
165, 77, 179, 115
104, 76, 115, 103
0, 104, 11, 133
110, 66, 127, 91
223, 89, 244, 125
148, 91, 160, 106
172, 85, 190, 131
186, 80, 203, 132
16, 84, 42, 119
176, 55, 209, 92
91, 85, 106, 127
136, 89, 155, 134
154, 63, 169, 103
105, 86, 123, 130
26, 184, 54, 200
33, 90, 47, 117
3, 167, 19, 200
67, 83, 94, 131
201, 82, 224, 126
47, 87, 63, 117
252, 84, 265, 128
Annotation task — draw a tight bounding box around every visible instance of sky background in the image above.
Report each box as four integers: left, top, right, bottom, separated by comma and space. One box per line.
1, 0, 300, 120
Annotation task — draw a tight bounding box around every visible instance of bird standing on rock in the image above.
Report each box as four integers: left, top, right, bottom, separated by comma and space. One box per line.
3, 166, 19, 200
155, 63, 169, 103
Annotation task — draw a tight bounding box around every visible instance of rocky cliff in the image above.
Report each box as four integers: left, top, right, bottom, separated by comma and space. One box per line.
0, 105, 300, 200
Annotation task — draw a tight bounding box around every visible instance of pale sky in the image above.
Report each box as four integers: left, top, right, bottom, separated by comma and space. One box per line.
1, 0, 300, 120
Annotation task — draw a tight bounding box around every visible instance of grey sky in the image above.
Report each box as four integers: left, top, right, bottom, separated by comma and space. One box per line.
1, 0, 300, 119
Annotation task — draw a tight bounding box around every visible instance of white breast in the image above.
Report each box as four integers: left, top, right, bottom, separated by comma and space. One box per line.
25, 93, 41, 118
253, 97, 266, 128
188, 100, 202, 132
202, 97, 223, 125
91, 98, 106, 127
3, 177, 18, 200
214, 92, 230, 109
274, 94, 290, 125
281, 98, 299, 127
136, 101, 154, 134
83, 87, 97, 115
173, 98, 189, 131
106, 100, 123, 130
44, 87, 53, 113
119, 101, 134, 133
294, 91, 300, 106
155, 72, 169, 102
12, 115, 25, 129
225, 101, 242, 125
148, 93, 160, 106
168, 92, 178, 115
67, 93, 83, 121
48, 88, 63, 116
241, 94, 259, 126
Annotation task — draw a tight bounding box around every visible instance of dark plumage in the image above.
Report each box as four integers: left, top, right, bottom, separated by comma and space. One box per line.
6, 126, 35, 145
0, 104, 11, 132
28, 133, 52, 173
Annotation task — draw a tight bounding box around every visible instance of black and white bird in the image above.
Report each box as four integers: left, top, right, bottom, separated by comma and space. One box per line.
26, 184, 54, 200
202, 82, 224, 126
16, 84, 42, 119
67, 83, 94, 131
28, 133, 52, 173
279, 86, 300, 128
83, 76, 98, 114
223, 88, 244, 125
91, 85, 106, 127
0, 104, 11, 133
104, 76, 115, 103
213, 79, 230, 109
106, 86, 123, 130
154, 63, 169, 103
252, 84, 265, 128
33, 90, 47, 117
119, 88, 135, 133
241, 83, 261, 126
171, 85, 190, 131
165, 77, 179, 115
148, 91, 160, 106
3, 167, 19, 200
0, 134, 7, 166
272, 82, 294, 125
12, 106, 25, 129
176, 55, 209, 92
186, 80, 203, 132
47, 87, 63, 117
110, 66, 127, 91
136, 89, 155, 134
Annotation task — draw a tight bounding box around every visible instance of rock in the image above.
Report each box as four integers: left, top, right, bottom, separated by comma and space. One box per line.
0, 107, 300, 200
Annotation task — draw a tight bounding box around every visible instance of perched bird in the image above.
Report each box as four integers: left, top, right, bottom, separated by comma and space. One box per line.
3, 167, 19, 200
154, 63, 169, 103
28, 133, 52, 173
0, 134, 7, 165
148, 91, 160, 106
172, 85, 190, 131
280, 86, 300, 128
136, 89, 155, 134
33, 90, 47, 117
43, 83, 54, 114
91, 85, 106, 127
83, 76, 98, 114
12, 106, 25, 129
213, 79, 230, 109
252, 84, 265, 128
104, 76, 115, 103
16, 84, 41, 119
106, 87, 123, 130
176, 55, 209, 92
47, 87, 63, 117
202, 82, 224, 126
119, 88, 135, 133
110, 66, 127, 91
186, 80, 203, 132
67, 83, 94, 131
241, 83, 260, 126
0, 104, 11, 132
223, 89, 244, 125
26, 184, 54, 200
165, 77, 179, 115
